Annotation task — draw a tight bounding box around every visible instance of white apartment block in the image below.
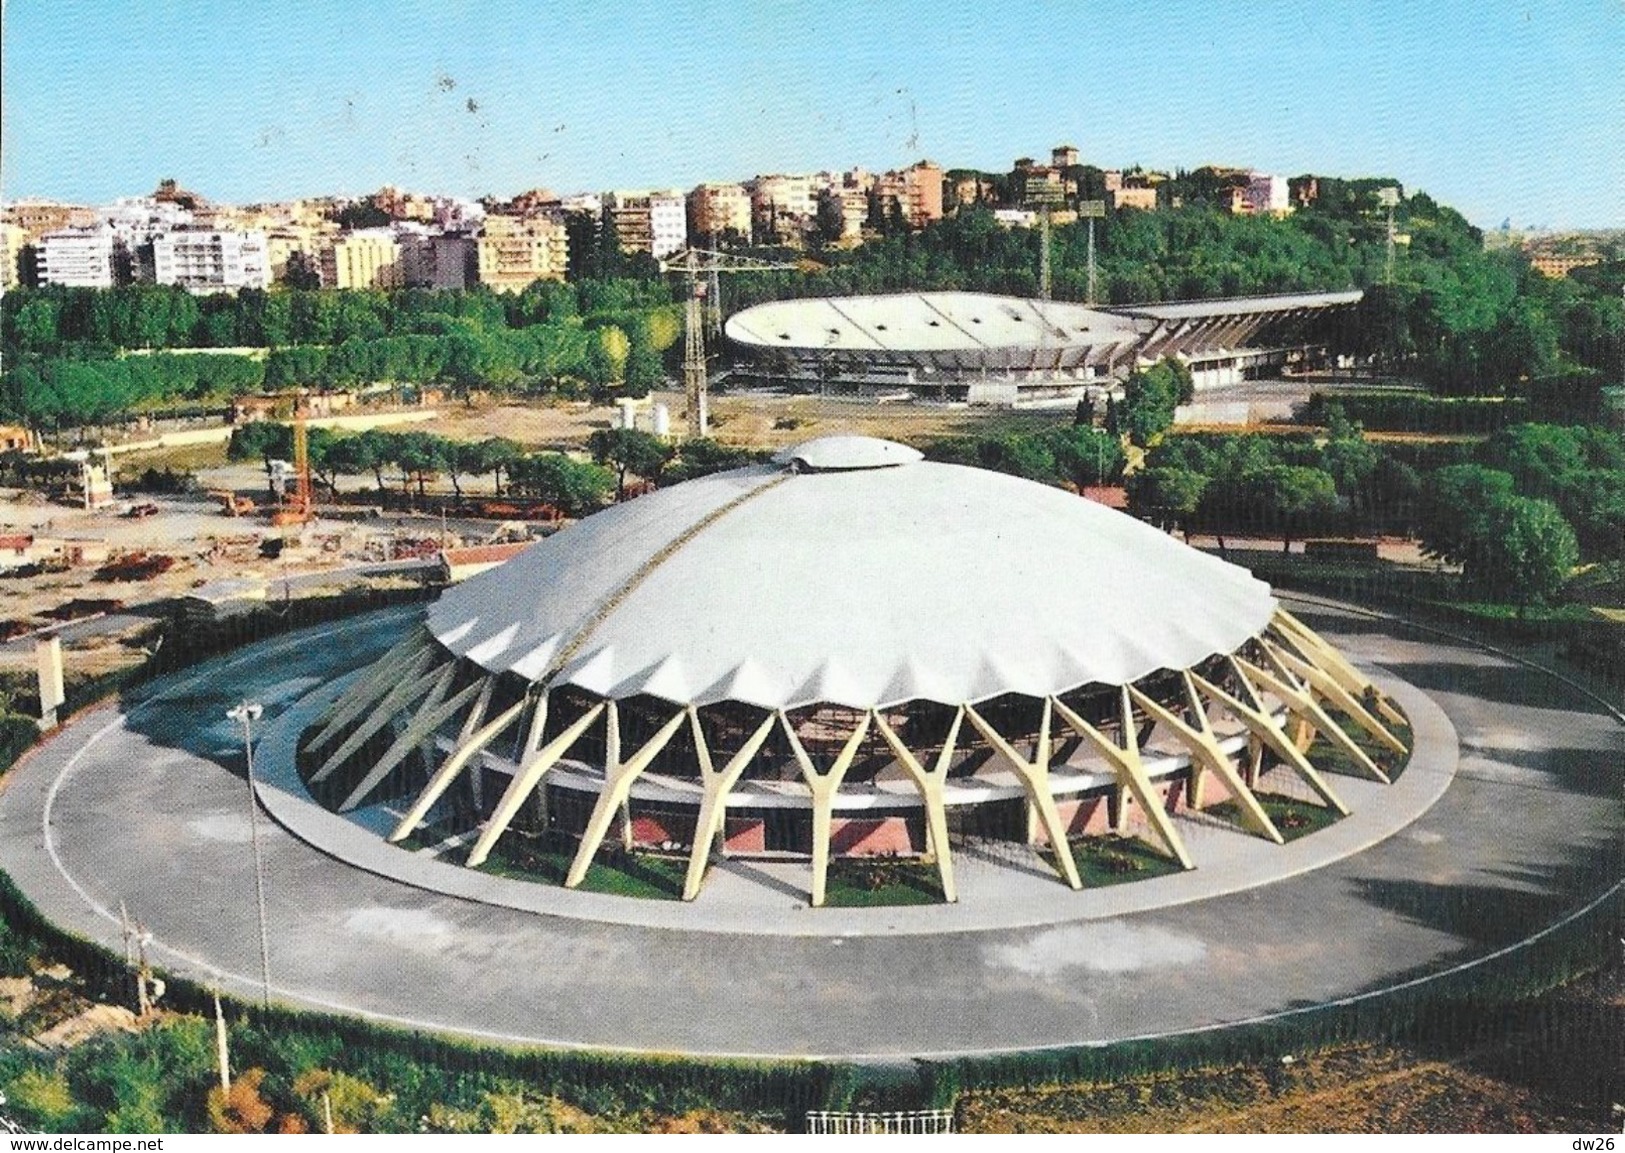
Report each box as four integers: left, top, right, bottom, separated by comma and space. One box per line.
606, 189, 687, 259
36, 228, 119, 287
746, 174, 822, 238
1242, 172, 1290, 215
97, 197, 194, 245
152, 230, 272, 293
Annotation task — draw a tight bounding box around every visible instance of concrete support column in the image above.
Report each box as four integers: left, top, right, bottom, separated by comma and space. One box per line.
1272, 609, 1407, 730
1191, 670, 1349, 815
35, 635, 65, 731
965, 700, 1082, 890
465, 699, 607, 867
311, 658, 449, 785
1129, 678, 1283, 844
564, 705, 688, 888
1263, 639, 1406, 755
306, 633, 432, 752
1051, 690, 1193, 869
782, 710, 872, 908
1235, 656, 1389, 783
682, 710, 776, 901
386, 678, 515, 835
873, 706, 964, 903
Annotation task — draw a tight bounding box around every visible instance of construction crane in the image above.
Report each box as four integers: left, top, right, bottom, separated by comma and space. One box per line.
269, 394, 314, 529
663, 248, 799, 438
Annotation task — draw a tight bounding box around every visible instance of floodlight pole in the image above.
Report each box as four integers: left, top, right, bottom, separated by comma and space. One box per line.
228, 700, 272, 1009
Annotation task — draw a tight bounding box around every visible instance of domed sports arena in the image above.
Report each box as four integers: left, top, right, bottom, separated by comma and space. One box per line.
299, 436, 1406, 907
722, 289, 1364, 403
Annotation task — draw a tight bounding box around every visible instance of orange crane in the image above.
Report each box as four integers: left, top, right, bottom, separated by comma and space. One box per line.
269, 397, 314, 528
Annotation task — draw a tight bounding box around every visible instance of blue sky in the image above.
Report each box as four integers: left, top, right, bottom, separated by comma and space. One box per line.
2, 0, 1620, 228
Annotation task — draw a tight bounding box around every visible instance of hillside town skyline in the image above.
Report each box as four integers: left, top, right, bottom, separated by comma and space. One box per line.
3, 1, 1620, 231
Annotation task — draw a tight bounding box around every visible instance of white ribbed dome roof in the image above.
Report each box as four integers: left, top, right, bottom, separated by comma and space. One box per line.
427, 438, 1276, 710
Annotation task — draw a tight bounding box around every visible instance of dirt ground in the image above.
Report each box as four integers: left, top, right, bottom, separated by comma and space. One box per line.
425, 390, 1070, 453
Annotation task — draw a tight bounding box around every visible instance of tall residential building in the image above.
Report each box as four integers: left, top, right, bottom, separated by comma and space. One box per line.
322, 229, 404, 289
606, 189, 687, 259
0, 223, 27, 290
745, 174, 821, 243
476, 213, 568, 292
36, 228, 119, 287
152, 230, 272, 293
900, 160, 944, 224
687, 183, 752, 244
818, 186, 870, 243
265, 227, 329, 285
1240, 172, 1290, 216
870, 161, 946, 227
400, 231, 476, 289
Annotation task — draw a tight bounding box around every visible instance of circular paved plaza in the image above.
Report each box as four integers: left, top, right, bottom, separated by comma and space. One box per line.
0, 595, 1618, 1059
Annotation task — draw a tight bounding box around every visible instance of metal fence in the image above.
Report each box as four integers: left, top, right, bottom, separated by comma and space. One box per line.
806, 1109, 954, 1135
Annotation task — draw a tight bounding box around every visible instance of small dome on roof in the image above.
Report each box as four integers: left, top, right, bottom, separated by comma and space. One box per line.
771, 436, 924, 472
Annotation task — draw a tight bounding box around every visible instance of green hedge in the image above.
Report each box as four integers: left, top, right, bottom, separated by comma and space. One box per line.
1301, 391, 1531, 435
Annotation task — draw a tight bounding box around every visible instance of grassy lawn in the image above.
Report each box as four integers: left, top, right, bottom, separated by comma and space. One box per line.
1070, 834, 1187, 886
474, 829, 686, 900
1305, 708, 1413, 782
823, 857, 945, 907
1208, 794, 1341, 842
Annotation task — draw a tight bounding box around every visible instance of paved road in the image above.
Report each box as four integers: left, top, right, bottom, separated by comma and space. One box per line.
0, 599, 1618, 1059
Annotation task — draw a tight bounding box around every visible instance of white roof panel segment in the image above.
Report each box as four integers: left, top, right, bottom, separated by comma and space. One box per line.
725, 292, 1139, 355
428, 443, 1276, 710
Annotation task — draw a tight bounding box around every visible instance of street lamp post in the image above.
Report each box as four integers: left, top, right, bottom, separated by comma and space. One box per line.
227, 700, 271, 1009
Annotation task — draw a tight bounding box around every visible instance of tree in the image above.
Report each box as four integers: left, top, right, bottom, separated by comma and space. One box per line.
586, 427, 674, 500
471, 437, 524, 496
1118, 357, 1190, 447
509, 453, 613, 516
1468, 495, 1579, 609
1417, 464, 1518, 565
393, 431, 446, 500
1042, 425, 1125, 487
280, 251, 322, 290
1126, 466, 1208, 535
1236, 464, 1340, 552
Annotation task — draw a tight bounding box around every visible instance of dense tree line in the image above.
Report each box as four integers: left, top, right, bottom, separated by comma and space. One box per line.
226, 424, 766, 518
1125, 415, 1619, 608
0, 279, 682, 426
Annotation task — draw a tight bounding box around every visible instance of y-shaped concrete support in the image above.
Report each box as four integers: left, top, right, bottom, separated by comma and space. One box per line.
1235, 655, 1390, 783
311, 656, 449, 785
782, 710, 873, 908
1191, 670, 1349, 815
1262, 638, 1407, 755
306, 631, 432, 750
564, 703, 689, 888
1271, 609, 1407, 730
323, 663, 459, 802
965, 700, 1082, 890
681, 710, 776, 901
384, 677, 507, 835
872, 706, 964, 903
1051, 689, 1193, 869
464, 698, 606, 867
1128, 677, 1283, 844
